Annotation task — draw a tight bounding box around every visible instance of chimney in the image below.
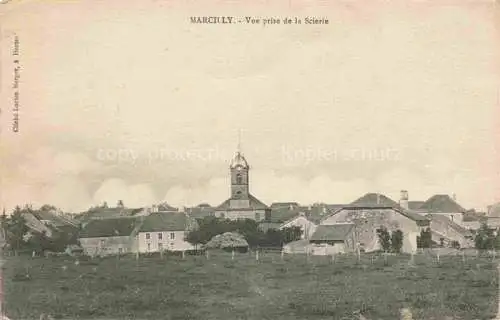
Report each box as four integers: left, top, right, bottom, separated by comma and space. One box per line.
399, 190, 409, 210
452, 193, 457, 201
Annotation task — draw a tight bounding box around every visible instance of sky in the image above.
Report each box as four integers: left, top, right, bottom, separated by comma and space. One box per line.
0, 0, 499, 213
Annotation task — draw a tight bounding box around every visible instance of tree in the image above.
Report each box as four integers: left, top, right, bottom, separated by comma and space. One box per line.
376, 226, 391, 252
391, 229, 404, 253
417, 228, 432, 249
117, 200, 124, 208
5, 208, 29, 254
475, 223, 495, 250
281, 226, 303, 244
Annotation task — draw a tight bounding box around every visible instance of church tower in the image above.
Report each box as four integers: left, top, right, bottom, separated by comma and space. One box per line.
230, 149, 249, 200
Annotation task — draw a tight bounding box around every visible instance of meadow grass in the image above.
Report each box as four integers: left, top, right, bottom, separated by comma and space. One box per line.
3, 251, 498, 320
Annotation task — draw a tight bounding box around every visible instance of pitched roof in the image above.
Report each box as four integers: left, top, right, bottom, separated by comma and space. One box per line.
419, 195, 466, 213
408, 201, 425, 210
268, 206, 303, 223
426, 214, 472, 237
78, 207, 142, 221
319, 205, 429, 223
79, 217, 139, 238
215, 193, 268, 210
156, 202, 178, 212
310, 224, 355, 241
270, 202, 300, 209
187, 206, 215, 220
138, 212, 189, 232
350, 193, 400, 207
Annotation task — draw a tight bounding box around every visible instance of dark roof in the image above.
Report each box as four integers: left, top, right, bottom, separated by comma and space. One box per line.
156, 202, 178, 212
268, 207, 303, 223
270, 202, 299, 208
215, 193, 268, 210
32, 210, 78, 227
77, 207, 142, 221
408, 201, 425, 210
419, 195, 466, 213
351, 193, 400, 207
79, 217, 139, 238
187, 206, 215, 220
310, 224, 355, 241
138, 212, 189, 232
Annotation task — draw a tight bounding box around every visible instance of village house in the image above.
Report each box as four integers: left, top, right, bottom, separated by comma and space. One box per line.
409, 194, 466, 225
426, 213, 474, 248
214, 146, 270, 221
308, 223, 357, 255
136, 212, 197, 253
318, 193, 430, 253
78, 217, 140, 256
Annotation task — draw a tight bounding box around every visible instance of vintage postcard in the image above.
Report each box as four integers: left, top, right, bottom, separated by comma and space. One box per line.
0, 0, 499, 319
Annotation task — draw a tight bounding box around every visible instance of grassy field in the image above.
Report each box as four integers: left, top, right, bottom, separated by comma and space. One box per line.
3, 251, 499, 320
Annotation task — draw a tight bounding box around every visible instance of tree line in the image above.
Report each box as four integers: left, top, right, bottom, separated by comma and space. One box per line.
186, 216, 302, 248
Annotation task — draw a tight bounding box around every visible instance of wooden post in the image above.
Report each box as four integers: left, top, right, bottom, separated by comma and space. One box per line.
182, 250, 185, 260
160, 249, 163, 259
356, 247, 361, 263
462, 250, 466, 264
255, 250, 259, 261
384, 252, 388, 265
436, 253, 440, 264
136, 251, 139, 261
231, 250, 235, 260
281, 249, 284, 261
331, 253, 335, 264
493, 250, 496, 260
206, 250, 209, 260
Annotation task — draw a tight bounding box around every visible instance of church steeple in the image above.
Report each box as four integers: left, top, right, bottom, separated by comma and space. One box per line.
229, 131, 249, 199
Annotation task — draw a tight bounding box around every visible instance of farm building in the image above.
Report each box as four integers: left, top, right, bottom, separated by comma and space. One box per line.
78, 217, 140, 256
309, 223, 357, 255
136, 212, 197, 253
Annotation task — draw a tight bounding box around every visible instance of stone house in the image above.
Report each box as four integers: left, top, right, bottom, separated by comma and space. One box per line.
319, 193, 430, 253
136, 212, 197, 253
308, 223, 357, 255
78, 217, 140, 256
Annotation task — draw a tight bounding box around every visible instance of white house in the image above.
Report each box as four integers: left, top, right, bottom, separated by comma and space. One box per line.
279, 212, 317, 239
136, 212, 198, 253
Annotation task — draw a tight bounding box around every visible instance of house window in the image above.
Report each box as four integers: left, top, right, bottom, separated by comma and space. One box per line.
158, 243, 163, 251
147, 243, 151, 251
220, 212, 225, 218
170, 232, 175, 240
255, 212, 261, 220
158, 233, 163, 240
146, 233, 150, 240
118, 248, 123, 254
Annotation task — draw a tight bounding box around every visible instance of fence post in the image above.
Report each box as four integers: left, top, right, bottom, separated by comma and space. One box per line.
206, 250, 209, 260
182, 250, 185, 260
256, 250, 259, 261
232, 250, 235, 261
356, 247, 361, 263
436, 252, 440, 264
384, 252, 388, 266
331, 253, 335, 264
281, 249, 284, 261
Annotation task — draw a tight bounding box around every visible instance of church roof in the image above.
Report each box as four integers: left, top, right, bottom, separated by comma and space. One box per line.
215, 194, 268, 211
230, 151, 249, 169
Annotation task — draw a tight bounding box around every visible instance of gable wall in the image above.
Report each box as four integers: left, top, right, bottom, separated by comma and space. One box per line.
320, 208, 423, 253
